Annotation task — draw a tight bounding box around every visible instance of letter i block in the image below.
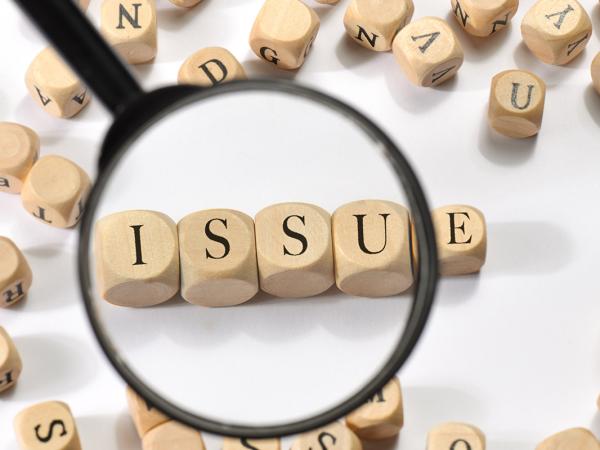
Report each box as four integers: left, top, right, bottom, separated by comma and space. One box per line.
592, 52, 600, 95
0, 237, 33, 308
0, 327, 22, 393
14, 401, 82, 450
427, 423, 486, 450
126, 386, 169, 438
0, 122, 39, 194
142, 421, 206, 450
291, 422, 362, 450
178, 47, 247, 87
94, 210, 180, 307
250, 0, 320, 70
536, 428, 600, 450
224, 438, 281, 450
450, 0, 518, 37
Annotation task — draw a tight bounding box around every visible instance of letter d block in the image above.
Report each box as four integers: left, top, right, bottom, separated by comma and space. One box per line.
178, 47, 246, 87
126, 386, 169, 438
427, 423, 486, 450
0, 327, 22, 393
0, 122, 39, 194
0, 237, 33, 308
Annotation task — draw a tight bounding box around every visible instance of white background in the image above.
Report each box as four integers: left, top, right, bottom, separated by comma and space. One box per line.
1, 0, 600, 449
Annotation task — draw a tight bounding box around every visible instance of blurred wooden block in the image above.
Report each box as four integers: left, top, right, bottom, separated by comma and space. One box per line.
488, 69, 546, 138
521, 0, 591, 65
25, 48, 91, 118
450, 0, 518, 37
101, 0, 157, 64
255, 202, 334, 298
332, 200, 413, 297
291, 422, 362, 450
178, 47, 247, 87
95, 210, 180, 307
344, 0, 414, 51
14, 401, 82, 450
536, 429, 600, 450
346, 377, 403, 440
427, 423, 485, 450
0, 122, 39, 194
168, 0, 203, 7
223, 437, 281, 450
250, 0, 320, 70
0, 327, 22, 393
0, 237, 33, 308
592, 52, 600, 95
21, 155, 91, 229
79, 0, 91, 11
126, 386, 169, 438
315, 0, 340, 3
432, 205, 486, 276
178, 209, 259, 306
142, 421, 206, 450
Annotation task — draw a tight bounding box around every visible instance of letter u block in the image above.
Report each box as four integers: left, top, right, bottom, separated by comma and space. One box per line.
178, 47, 246, 87
0, 327, 22, 393
0, 123, 39, 194
0, 237, 33, 308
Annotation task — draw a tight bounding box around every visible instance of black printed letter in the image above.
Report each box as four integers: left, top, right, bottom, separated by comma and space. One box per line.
34, 420, 68, 443
117, 3, 142, 29
130, 225, 146, 265
205, 218, 231, 260
447, 212, 472, 245
354, 214, 390, 255
282, 215, 308, 256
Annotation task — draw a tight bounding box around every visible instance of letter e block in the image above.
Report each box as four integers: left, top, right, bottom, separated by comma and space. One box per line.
450, 0, 518, 37
536, 428, 600, 450
126, 386, 169, 438
291, 422, 362, 450
0, 237, 33, 308
0, 327, 22, 393
592, 52, 600, 95
0, 123, 39, 194
427, 423, 486, 450
224, 438, 281, 450
178, 47, 246, 87
142, 421, 206, 450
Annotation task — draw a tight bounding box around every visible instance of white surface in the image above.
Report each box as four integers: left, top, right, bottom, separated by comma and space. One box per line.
0, 0, 599, 448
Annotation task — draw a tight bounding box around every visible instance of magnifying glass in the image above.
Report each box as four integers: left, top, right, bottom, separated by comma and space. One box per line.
15, 0, 438, 439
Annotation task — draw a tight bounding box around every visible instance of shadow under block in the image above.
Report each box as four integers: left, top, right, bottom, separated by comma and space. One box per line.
178, 47, 246, 87
249, 0, 320, 70
592, 52, 600, 95
291, 422, 362, 450
450, 0, 518, 37
20, 155, 91, 229
346, 377, 403, 440
95, 210, 180, 307
25, 48, 91, 118
101, 0, 157, 65
392, 17, 464, 87
432, 205, 487, 276
332, 200, 413, 297
0, 237, 33, 308
427, 423, 486, 450
343, 0, 414, 52
178, 209, 259, 307
255, 203, 334, 298
224, 438, 281, 450
142, 421, 206, 450
488, 69, 546, 138
0, 123, 39, 194
14, 401, 82, 450
536, 429, 600, 450
0, 327, 22, 393
521, 0, 591, 65
126, 386, 170, 438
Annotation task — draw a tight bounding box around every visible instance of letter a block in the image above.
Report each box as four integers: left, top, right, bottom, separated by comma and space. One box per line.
536, 428, 600, 450
592, 52, 600, 95
291, 422, 362, 450
427, 423, 486, 450
450, 0, 518, 37
178, 47, 247, 87
126, 386, 170, 438
0, 122, 39, 194
0, 237, 33, 308
0, 327, 22, 393
142, 421, 206, 450
14, 401, 82, 450
224, 438, 281, 450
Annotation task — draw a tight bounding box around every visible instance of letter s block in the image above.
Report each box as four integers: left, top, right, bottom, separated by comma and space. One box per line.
592, 52, 600, 96
427, 423, 485, 450
291, 422, 362, 450
450, 0, 518, 37
0, 327, 22, 393
178, 47, 246, 87
0, 237, 33, 308
126, 386, 169, 438
0, 122, 39, 194
142, 421, 206, 450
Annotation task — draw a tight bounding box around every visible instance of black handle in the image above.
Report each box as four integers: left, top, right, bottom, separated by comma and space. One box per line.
14, 0, 144, 116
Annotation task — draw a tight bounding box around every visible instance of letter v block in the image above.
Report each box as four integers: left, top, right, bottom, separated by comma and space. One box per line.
0, 327, 22, 393
178, 47, 247, 87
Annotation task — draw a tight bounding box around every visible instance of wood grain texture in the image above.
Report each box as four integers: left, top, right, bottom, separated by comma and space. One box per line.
178, 47, 246, 87
450, 0, 519, 37
142, 421, 206, 450
0, 327, 22, 393
0, 123, 39, 194
0, 237, 33, 308
126, 386, 170, 438
427, 423, 486, 450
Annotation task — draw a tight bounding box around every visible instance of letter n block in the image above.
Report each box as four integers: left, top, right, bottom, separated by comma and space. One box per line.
178, 47, 246, 87
0, 237, 33, 308
0, 327, 22, 393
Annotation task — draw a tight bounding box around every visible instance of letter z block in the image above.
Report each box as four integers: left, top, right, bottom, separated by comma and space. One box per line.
0, 327, 22, 393
126, 386, 169, 438
178, 47, 246, 87
0, 122, 39, 194
450, 0, 518, 37
0, 237, 33, 308
427, 423, 486, 450
291, 422, 362, 450
142, 421, 206, 450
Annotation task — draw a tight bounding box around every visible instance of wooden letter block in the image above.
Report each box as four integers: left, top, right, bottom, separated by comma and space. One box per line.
332, 200, 413, 297
0, 237, 33, 308
142, 421, 206, 450
224, 438, 281, 450
20, 155, 91, 229
0, 327, 22, 393
255, 203, 334, 298
536, 429, 600, 450
95, 210, 180, 307
178, 47, 247, 87
291, 422, 362, 450
592, 52, 600, 95
168, 0, 203, 7
346, 377, 403, 440
432, 205, 486, 276
427, 423, 485, 450
344, 0, 414, 52
393, 17, 464, 87
249, 0, 320, 70
101, 0, 157, 65
0, 122, 39, 194
451, 0, 518, 37
178, 209, 259, 307
488, 69, 546, 138
521, 0, 592, 65
126, 386, 169, 438
14, 401, 82, 450
25, 48, 91, 118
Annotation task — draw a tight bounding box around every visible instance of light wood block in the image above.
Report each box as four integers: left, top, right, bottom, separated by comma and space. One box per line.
488, 69, 546, 138
25, 48, 91, 118
79, 0, 91, 11
14, 401, 82, 450
101, 0, 157, 65
346, 377, 403, 440
126, 386, 169, 438
521, 0, 591, 65
94, 210, 180, 307
332, 200, 413, 297
255, 202, 334, 298
592, 52, 600, 95
291, 422, 362, 450
427, 423, 486, 450
21, 155, 91, 229
0, 122, 39, 194
315, 0, 340, 4
178, 209, 259, 307
450, 0, 518, 37
392, 17, 464, 87
0, 327, 22, 393
169, 0, 203, 7
142, 421, 206, 450
249, 0, 320, 70
0, 237, 33, 308
536, 429, 600, 450
178, 47, 247, 87
344, 0, 414, 51
432, 205, 486, 276
223, 437, 281, 450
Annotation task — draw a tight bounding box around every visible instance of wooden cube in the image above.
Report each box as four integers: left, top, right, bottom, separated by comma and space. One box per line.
450, 0, 518, 37
346, 377, 403, 440
94, 210, 180, 307
249, 0, 320, 70
536, 429, 600, 450
0, 237, 33, 308
392, 17, 464, 87
488, 69, 546, 138
25, 48, 91, 118
592, 52, 600, 95
0, 122, 39, 194
255, 202, 334, 298
101, 0, 157, 65
432, 205, 486, 276
14, 401, 82, 450
79, 0, 90, 11
20, 155, 91, 229
343, 0, 414, 52
427, 423, 485, 450
0, 327, 22, 393
178, 47, 247, 87
224, 438, 281, 450
291, 422, 362, 450
521, 0, 592, 65
142, 421, 206, 450
126, 386, 169, 438
168, 0, 203, 7
178, 209, 259, 307
332, 200, 413, 297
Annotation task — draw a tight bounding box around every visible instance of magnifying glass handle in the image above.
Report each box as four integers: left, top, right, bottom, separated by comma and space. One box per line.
14, 0, 143, 116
